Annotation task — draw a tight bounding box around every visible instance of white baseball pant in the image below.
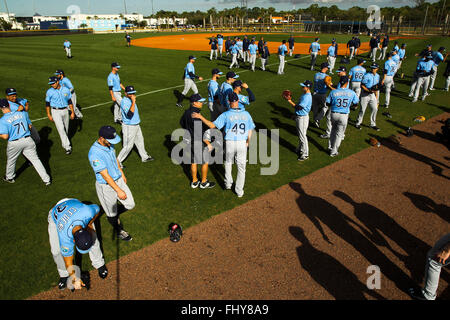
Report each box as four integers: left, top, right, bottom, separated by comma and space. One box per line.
351, 82, 362, 98
65, 47, 71, 58
95, 177, 135, 218
249, 54, 257, 71
225, 140, 247, 197
113, 92, 123, 122
230, 53, 239, 68
278, 55, 286, 74
327, 56, 336, 73
329, 112, 349, 155
357, 93, 378, 127
51, 108, 71, 151
117, 124, 150, 164
71, 92, 83, 118
383, 76, 394, 106
295, 115, 309, 158
349, 47, 355, 59
414, 76, 430, 100
182, 78, 199, 96
210, 49, 218, 60
429, 65, 438, 90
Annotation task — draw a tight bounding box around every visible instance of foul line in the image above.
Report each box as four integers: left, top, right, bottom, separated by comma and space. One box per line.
31, 55, 310, 123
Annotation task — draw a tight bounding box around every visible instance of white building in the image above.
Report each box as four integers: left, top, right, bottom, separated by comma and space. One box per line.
0, 12, 24, 30
32, 14, 65, 23
144, 17, 187, 26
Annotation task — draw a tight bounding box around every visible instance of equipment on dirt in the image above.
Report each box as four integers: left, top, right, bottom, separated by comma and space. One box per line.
387, 134, 402, 145
369, 137, 380, 147
414, 116, 426, 123
168, 223, 183, 242
406, 127, 414, 137
282, 90, 292, 100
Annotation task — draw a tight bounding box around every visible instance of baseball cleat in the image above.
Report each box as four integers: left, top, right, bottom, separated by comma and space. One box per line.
3, 176, 15, 183
314, 120, 320, 128
408, 93, 413, 97
58, 277, 68, 290
200, 180, 216, 189
117, 230, 132, 241
45, 181, 52, 186
298, 156, 309, 161
330, 152, 339, 157
191, 180, 200, 189
355, 124, 362, 130
370, 126, 380, 131
65, 149, 72, 155
98, 265, 108, 279
176, 103, 183, 108
320, 134, 330, 139
429, 87, 435, 91
142, 157, 154, 162
408, 287, 428, 301
237, 194, 244, 198
412, 99, 418, 103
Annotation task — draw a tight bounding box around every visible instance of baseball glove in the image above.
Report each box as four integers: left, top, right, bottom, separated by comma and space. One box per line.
282, 90, 292, 100
324, 76, 333, 87
414, 115, 426, 122
369, 137, 380, 147
168, 223, 183, 242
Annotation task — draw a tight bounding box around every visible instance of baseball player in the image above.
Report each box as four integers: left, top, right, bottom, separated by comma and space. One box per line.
88, 125, 135, 241
288, 35, 295, 57
347, 37, 356, 60
217, 34, 224, 58
309, 38, 321, 71
381, 53, 397, 109
236, 38, 244, 62
229, 41, 240, 69
349, 59, 367, 99
411, 53, 435, 103
369, 36, 379, 62
177, 56, 204, 108
409, 233, 450, 300
415, 44, 433, 59
326, 76, 359, 157
393, 41, 400, 52
397, 43, 407, 76
0, 99, 50, 185
125, 33, 131, 47
117, 86, 154, 167
180, 94, 216, 189
278, 40, 288, 75
258, 37, 265, 55
230, 80, 255, 111
48, 198, 108, 290
355, 63, 381, 131
248, 40, 258, 72
445, 59, 450, 91
285, 80, 312, 161
354, 36, 361, 56
219, 71, 239, 110
260, 41, 270, 71
108, 62, 125, 123
209, 37, 218, 61
45, 76, 75, 154
429, 47, 446, 91
327, 41, 337, 74
243, 35, 250, 63
5, 88, 40, 144
55, 70, 83, 119
378, 34, 389, 60
63, 39, 72, 59
207, 69, 224, 121
335, 66, 349, 88
225, 37, 231, 57
193, 92, 255, 198
312, 63, 334, 128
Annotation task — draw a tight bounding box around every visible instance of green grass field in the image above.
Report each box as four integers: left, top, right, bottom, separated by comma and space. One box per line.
0, 31, 448, 300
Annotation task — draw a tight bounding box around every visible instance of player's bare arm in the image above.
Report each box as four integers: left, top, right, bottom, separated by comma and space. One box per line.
436, 241, 450, 264
46, 105, 53, 122
116, 158, 127, 184
192, 112, 215, 129
62, 254, 85, 290
110, 90, 116, 102
99, 169, 127, 200
68, 102, 75, 120
0, 133, 8, 140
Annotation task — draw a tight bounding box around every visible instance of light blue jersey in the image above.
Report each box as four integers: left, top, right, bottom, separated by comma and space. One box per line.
249, 43, 258, 55
432, 51, 444, 67
313, 72, 329, 94
362, 72, 380, 90
45, 86, 72, 109
220, 82, 233, 108
120, 97, 140, 125
278, 44, 288, 56
60, 77, 75, 92
64, 41, 71, 48
349, 66, 367, 83
237, 41, 243, 50
295, 92, 312, 116
88, 141, 122, 184
231, 44, 239, 54
49, 199, 100, 257
326, 88, 359, 114
184, 62, 195, 80
417, 59, 434, 73
327, 45, 336, 57
391, 54, 400, 65
213, 109, 256, 141
310, 42, 320, 53
107, 72, 121, 92
384, 59, 397, 76
0, 110, 31, 141
208, 80, 220, 103
398, 48, 406, 59
7, 98, 27, 112
218, 37, 223, 45
393, 44, 399, 52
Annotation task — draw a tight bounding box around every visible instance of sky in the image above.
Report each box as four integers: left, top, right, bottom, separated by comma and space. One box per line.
0, 0, 438, 17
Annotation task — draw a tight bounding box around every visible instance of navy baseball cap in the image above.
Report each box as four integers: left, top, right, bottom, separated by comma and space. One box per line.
54, 69, 64, 75
439, 47, 446, 51
226, 71, 239, 79
228, 92, 239, 103
232, 80, 243, 88
48, 76, 58, 85
111, 62, 121, 69
401, 43, 406, 48
357, 58, 366, 65
212, 68, 223, 75
125, 85, 136, 94
370, 63, 379, 69
0, 98, 9, 108
190, 93, 205, 103
339, 76, 349, 86
74, 228, 94, 254
337, 66, 347, 73
315, 37, 319, 41
188, 55, 197, 60
99, 125, 121, 144
5, 88, 16, 96
300, 80, 312, 88
320, 62, 329, 69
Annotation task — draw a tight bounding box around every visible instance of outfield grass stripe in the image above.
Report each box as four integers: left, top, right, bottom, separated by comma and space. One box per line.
30, 55, 309, 123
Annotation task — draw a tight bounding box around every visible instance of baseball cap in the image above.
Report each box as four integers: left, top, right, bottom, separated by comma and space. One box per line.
190, 93, 206, 103
228, 92, 239, 103
282, 40, 286, 43
111, 62, 121, 69
232, 80, 243, 88
387, 53, 392, 58
401, 43, 406, 48
339, 76, 350, 86
370, 63, 379, 69
337, 66, 347, 73
300, 80, 312, 88
439, 46, 446, 51
188, 55, 197, 60
99, 125, 121, 144
74, 228, 94, 254
226, 71, 239, 79
320, 62, 329, 69
54, 69, 64, 75
427, 44, 432, 47
48, 76, 58, 85
212, 68, 223, 75
357, 58, 366, 65
0, 98, 9, 108
315, 37, 319, 41
125, 85, 136, 94
5, 88, 16, 96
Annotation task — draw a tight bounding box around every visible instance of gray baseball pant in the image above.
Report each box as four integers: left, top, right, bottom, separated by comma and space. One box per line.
117, 124, 150, 164
113, 92, 123, 122
230, 53, 239, 68
429, 65, 438, 90
378, 47, 387, 60
413, 76, 430, 100
278, 55, 286, 74
357, 93, 378, 127
295, 115, 309, 158
249, 54, 257, 71
260, 57, 267, 70
383, 75, 394, 106
71, 92, 83, 118
65, 47, 71, 58
329, 112, 349, 155
421, 233, 450, 300
312, 93, 327, 122
409, 73, 419, 96
30, 125, 40, 145
349, 47, 355, 59
446, 76, 450, 91
351, 82, 362, 98
48, 211, 104, 278
225, 140, 247, 197
5, 136, 50, 183
51, 108, 71, 151
210, 49, 218, 60
95, 177, 135, 218
182, 78, 199, 96
310, 52, 318, 70
370, 48, 378, 61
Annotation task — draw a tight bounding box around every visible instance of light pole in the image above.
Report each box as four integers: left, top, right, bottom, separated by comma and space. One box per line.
123, 0, 128, 15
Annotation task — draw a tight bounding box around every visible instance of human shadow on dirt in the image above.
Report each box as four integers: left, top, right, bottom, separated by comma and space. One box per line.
289, 182, 416, 293
289, 226, 386, 300
333, 190, 431, 284
403, 192, 450, 223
